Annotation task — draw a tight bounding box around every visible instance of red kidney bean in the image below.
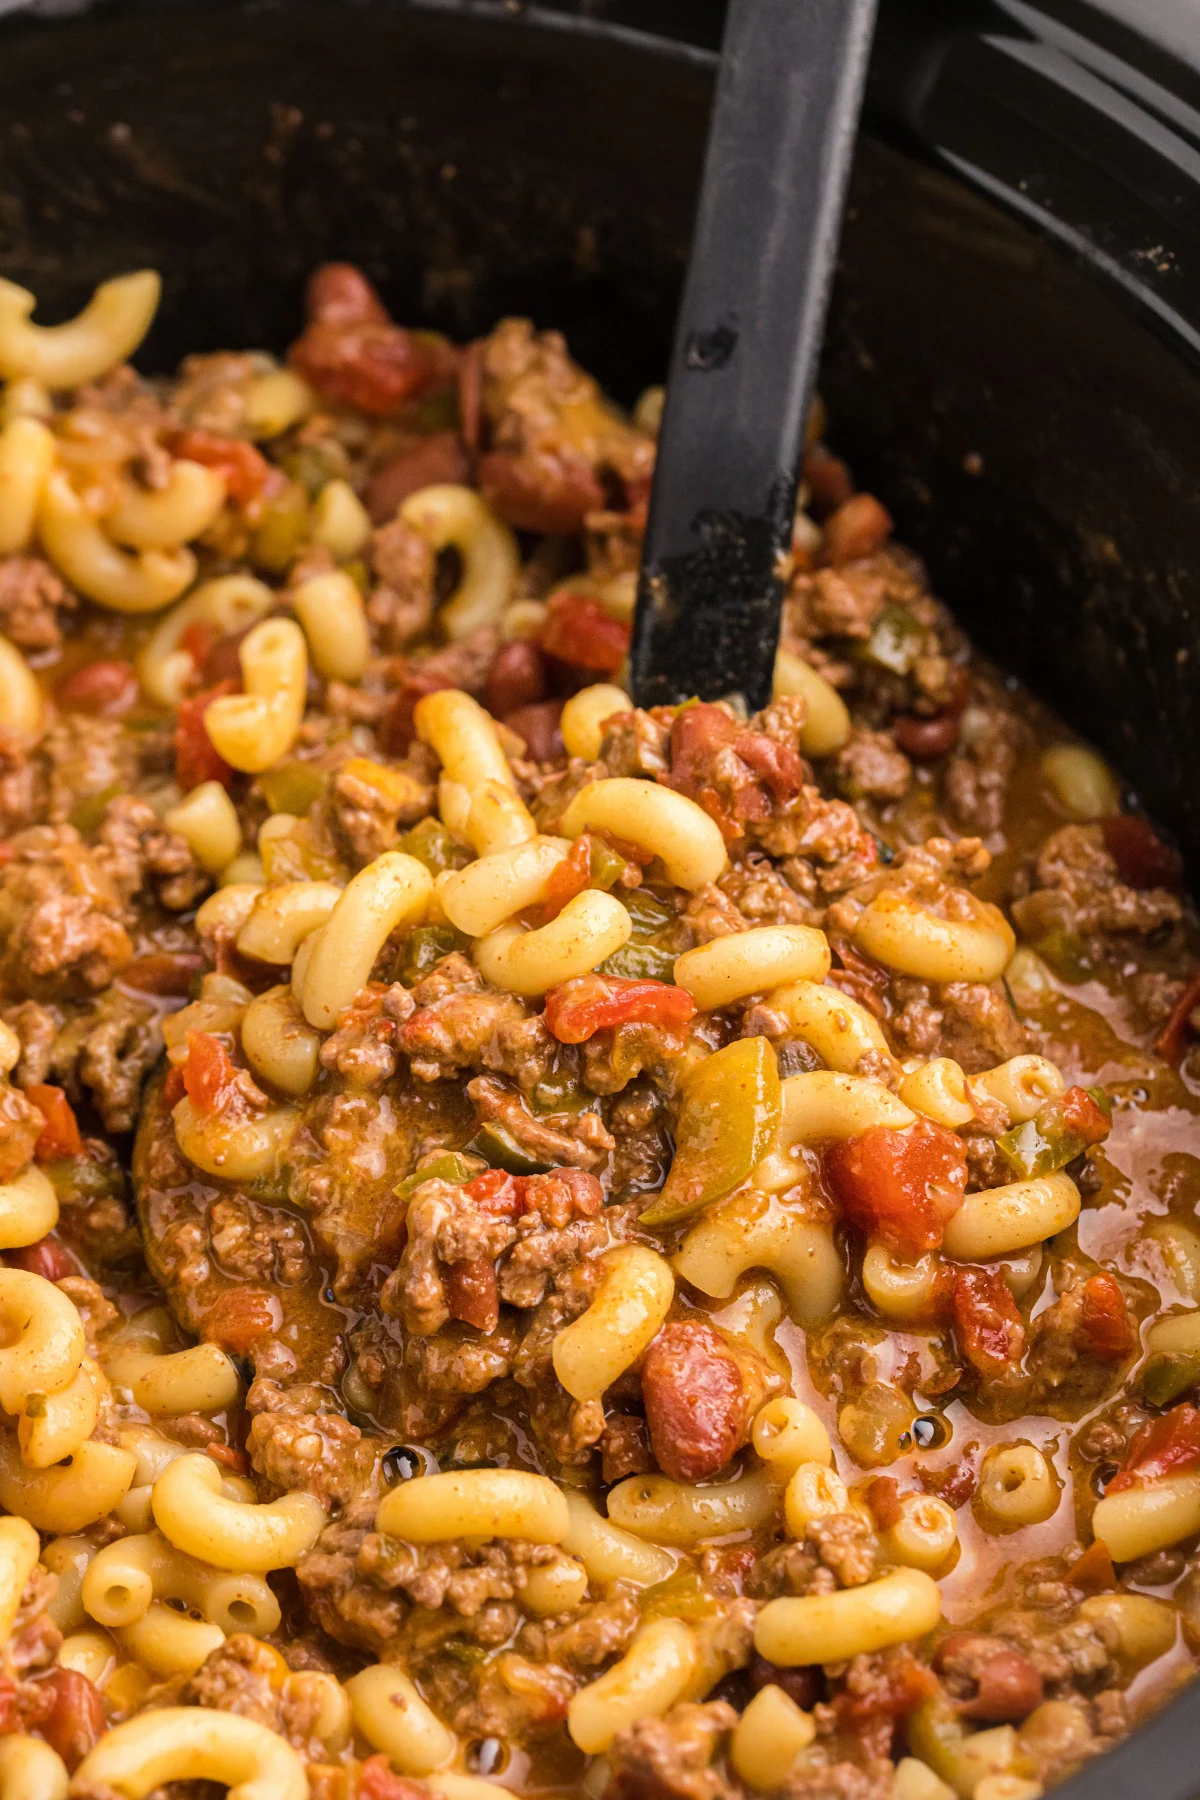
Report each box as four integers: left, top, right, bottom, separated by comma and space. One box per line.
747, 1657, 822, 1710
893, 710, 963, 760
6, 1237, 74, 1281
485, 640, 547, 719
502, 700, 563, 763
802, 444, 854, 516
56, 659, 138, 717
823, 492, 893, 564
366, 431, 473, 523
305, 262, 389, 326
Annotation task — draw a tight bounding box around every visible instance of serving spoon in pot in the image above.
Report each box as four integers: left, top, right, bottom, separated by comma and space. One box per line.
630, 0, 879, 711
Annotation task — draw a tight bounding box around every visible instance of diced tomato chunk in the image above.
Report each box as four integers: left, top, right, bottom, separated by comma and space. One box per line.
444, 1254, 500, 1334
464, 1168, 528, 1218
180, 1032, 241, 1116
6, 1236, 73, 1281
532, 836, 591, 925
825, 1119, 968, 1255
204, 1288, 279, 1354
163, 1066, 186, 1107
31, 1669, 105, 1770
1108, 1402, 1200, 1493
543, 973, 697, 1045
829, 1650, 937, 1728
175, 679, 238, 792
56, 659, 138, 717
1057, 1086, 1112, 1149
24, 1085, 83, 1161
1068, 1538, 1117, 1592
539, 591, 631, 675
462, 1167, 603, 1227
1100, 814, 1182, 891
356, 1753, 429, 1800
168, 427, 270, 511
1078, 1271, 1136, 1360
289, 274, 457, 418
948, 1266, 1026, 1374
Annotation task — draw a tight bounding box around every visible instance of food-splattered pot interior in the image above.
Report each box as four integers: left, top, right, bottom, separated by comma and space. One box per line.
0, 260, 1193, 1800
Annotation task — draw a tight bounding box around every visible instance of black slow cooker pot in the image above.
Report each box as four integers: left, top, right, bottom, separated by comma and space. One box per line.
1, 0, 1199, 1794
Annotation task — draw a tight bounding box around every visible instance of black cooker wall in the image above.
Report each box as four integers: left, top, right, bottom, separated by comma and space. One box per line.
1, 0, 1200, 872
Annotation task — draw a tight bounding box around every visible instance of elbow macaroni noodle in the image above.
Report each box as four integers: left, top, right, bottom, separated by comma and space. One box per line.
941, 1173, 1080, 1261
0, 634, 43, 746
73, 1706, 307, 1800
0, 1737, 67, 1800
606, 1468, 781, 1548
474, 889, 632, 997
769, 979, 894, 1075
674, 1190, 844, 1326
568, 1619, 697, 1754
414, 689, 516, 793
376, 1470, 569, 1546
440, 838, 569, 938
0, 271, 160, 387
0, 418, 55, 554
552, 1245, 674, 1402
852, 890, 1016, 984
37, 468, 195, 612
560, 1493, 678, 1588
345, 1665, 456, 1776
164, 782, 242, 875
673, 927, 831, 1011
83, 1529, 281, 1636
299, 852, 432, 1028
0, 1167, 57, 1251
139, 574, 275, 707
104, 459, 226, 549
0, 1437, 136, 1533
291, 569, 371, 682
754, 1568, 942, 1665
559, 778, 727, 889
399, 485, 519, 638
203, 618, 308, 773
772, 648, 853, 754
559, 684, 630, 761
151, 1453, 325, 1572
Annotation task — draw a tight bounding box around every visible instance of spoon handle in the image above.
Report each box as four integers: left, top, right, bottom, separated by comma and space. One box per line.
631, 0, 878, 711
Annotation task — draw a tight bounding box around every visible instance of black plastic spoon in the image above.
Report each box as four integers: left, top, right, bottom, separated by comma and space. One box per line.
630, 0, 879, 711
